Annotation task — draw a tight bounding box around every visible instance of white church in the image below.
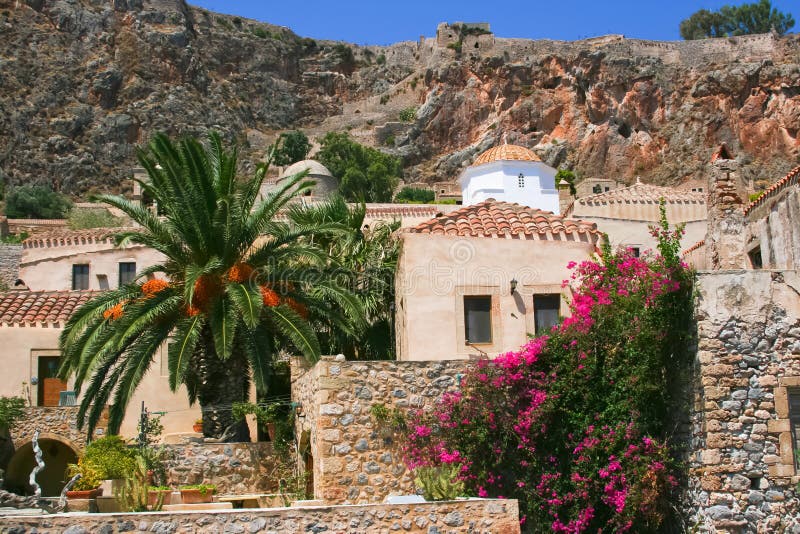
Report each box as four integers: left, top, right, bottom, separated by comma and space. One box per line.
459, 143, 560, 213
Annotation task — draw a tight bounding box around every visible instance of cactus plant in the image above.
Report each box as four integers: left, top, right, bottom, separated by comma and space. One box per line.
413, 464, 465, 501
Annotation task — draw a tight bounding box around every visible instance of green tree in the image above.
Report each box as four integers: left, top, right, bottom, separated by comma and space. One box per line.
555, 169, 577, 196
59, 132, 365, 440
680, 0, 794, 39
394, 187, 435, 204
289, 196, 400, 360
271, 130, 311, 166
5, 185, 72, 218
316, 132, 401, 202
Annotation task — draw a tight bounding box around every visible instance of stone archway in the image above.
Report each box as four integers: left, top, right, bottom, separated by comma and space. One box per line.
3, 436, 79, 497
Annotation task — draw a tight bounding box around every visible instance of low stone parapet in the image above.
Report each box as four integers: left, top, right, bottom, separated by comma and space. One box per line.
2, 498, 520, 533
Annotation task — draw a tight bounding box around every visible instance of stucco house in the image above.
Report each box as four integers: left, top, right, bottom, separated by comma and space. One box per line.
565, 178, 707, 257
395, 199, 602, 361
459, 144, 560, 213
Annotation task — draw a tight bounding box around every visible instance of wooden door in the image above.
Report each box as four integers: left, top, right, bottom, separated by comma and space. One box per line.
38, 356, 67, 406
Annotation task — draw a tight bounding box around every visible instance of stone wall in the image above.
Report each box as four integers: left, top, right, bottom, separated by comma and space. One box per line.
10, 407, 107, 451
1, 498, 520, 533
745, 177, 800, 270
705, 158, 748, 270
689, 270, 800, 531
161, 442, 279, 496
291, 357, 468, 504
0, 243, 21, 288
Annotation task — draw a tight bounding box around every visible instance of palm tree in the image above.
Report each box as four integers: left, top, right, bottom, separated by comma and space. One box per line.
288, 197, 400, 359
58, 132, 365, 440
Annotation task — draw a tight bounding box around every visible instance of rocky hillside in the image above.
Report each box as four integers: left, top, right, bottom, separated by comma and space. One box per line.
1, 0, 799, 196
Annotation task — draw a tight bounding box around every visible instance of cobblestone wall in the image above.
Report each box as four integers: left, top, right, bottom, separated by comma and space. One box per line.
162, 442, 279, 495
690, 270, 800, 531
0, 243, 21, 288
10, 407, 107, 451
291, 357, 469, 504
2, 498, 520, 533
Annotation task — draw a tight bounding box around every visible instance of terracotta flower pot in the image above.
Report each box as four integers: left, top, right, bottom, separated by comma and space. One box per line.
180, 488, 213, 504
193, 423, 203, 433
66, 488, 102, 499
148, 490, 171, 508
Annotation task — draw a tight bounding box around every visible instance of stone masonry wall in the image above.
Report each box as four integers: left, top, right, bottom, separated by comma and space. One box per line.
690, 270, 800, 531
10, 407, 108, 452
0, 243, 21, 288
161, 442, 278, 496
291, 357, 468, 504
0, 498, 521, 533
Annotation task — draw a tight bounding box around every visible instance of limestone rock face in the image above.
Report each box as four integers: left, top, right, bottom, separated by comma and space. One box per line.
1, 0, 800, 194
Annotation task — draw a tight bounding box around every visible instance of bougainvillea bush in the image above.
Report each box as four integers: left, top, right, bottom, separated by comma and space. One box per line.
403, 209, 693, 532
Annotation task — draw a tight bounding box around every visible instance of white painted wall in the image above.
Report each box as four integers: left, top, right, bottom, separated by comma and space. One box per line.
459, 161, 560, 213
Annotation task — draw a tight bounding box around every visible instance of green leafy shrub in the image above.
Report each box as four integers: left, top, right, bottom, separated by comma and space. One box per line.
414, 464, 465, 501
251, 26, 268, 39
379, 95, 389, 105
394, 187, 434, 204
270, 130, 311, 166
83, 435, 136, 480
66, 460, 103, 490
68, 208, 123, 230
383, 135, 395, 147
5, 185, 72, 219
680, 0, 794, 39
0, 396, 26, 430
447, 41, 462, 53
376, 53, 386, 65
555, 169, 578, 196
398, 107, 417, 122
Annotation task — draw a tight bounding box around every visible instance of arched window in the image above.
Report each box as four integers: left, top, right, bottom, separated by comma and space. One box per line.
518, 173, 525, 188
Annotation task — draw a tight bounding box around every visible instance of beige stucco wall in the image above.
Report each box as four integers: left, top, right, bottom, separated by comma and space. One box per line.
395, 233, 597, 361
20, 244, 165, 291
0, 326, 199, 440
745, 186, 800, 270
570, 198, 706, 222
583, 217, 707, 255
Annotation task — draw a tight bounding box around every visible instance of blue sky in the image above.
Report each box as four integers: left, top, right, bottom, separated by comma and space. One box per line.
189, 1, 799, 45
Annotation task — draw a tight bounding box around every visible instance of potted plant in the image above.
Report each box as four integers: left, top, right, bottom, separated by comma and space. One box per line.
65, 460, 103, 499
193, 419, 203, 433
179, 484, 216, 504
82, 435, 136, 495
148, 486, 172, 508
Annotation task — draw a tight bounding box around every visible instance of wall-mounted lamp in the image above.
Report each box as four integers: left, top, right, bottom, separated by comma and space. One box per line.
510, 278, 518, 295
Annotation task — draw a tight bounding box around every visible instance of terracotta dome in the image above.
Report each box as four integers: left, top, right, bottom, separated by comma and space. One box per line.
471, 144, 541, 166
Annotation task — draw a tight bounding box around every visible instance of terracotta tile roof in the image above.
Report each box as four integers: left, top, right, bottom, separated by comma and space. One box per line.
407, 200, 600, 241
364, 204, 449, 218
743, 165, 800, 217
0, 291, 98, 327
576, 180, 705, 205
681, 239, 706, 257
471, 144, 541, 166
22, 227, 137, 249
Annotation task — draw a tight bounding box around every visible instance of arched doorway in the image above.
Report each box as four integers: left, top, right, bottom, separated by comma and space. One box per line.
3, 438, 78, 497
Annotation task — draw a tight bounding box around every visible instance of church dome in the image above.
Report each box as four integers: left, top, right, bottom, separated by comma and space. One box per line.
281, 160, 333, 179
471, 144, 541, 166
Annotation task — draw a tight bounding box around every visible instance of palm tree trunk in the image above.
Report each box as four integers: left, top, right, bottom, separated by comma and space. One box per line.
192, 328, 251, 442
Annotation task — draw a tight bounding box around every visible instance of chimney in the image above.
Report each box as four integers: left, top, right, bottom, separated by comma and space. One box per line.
705, 148, 747, 270
558, 179, 574, 216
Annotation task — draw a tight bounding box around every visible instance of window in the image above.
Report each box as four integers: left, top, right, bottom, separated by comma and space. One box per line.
592, 184, 602, 194
72, 264, 89, 290
533, 294, 561, 334
518, 174, 525, 188
630, 247, 641, 258
464, 296, 492, 344
119, 262, 136, 286
604, 186, 610, 192
749, 247, 763, 269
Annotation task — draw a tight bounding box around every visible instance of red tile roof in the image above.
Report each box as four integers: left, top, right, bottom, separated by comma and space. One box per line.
472, 144, 541, 166
22, 228, 137, 249
0, 291, 98, 327
364, 204, 447, 218
407, 200, 600, 241
575, 181, 705, 206
743, 165, 800, 217
681, 239, 706, 257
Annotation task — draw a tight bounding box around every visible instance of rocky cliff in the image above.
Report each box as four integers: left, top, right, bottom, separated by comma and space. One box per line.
1, 0, 799, 196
